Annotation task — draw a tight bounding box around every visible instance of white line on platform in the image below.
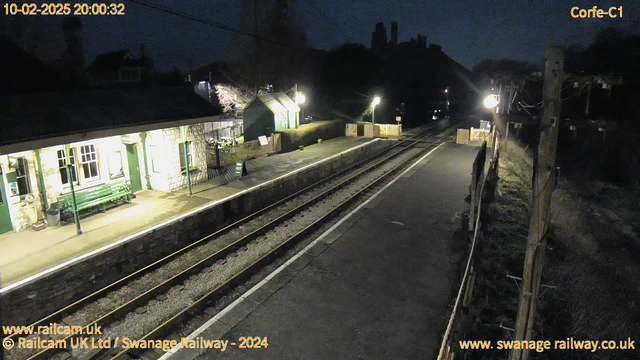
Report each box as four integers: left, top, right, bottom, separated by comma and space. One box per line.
0, 139, 381, 294
158, 141, 447, 359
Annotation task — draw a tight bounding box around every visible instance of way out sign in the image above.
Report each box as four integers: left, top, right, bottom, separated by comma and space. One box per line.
235, 160, 248, 177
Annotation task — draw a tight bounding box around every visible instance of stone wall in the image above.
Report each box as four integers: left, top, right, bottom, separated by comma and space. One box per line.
146, 124, 207, 192
1, 139, 390, 326
2, 125, 208, 231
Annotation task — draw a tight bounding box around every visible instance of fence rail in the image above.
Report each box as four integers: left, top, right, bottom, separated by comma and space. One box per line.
206, 134, 281, 179
438, 129, 500, 360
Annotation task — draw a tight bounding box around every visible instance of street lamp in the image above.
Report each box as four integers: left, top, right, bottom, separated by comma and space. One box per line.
444, 87, 450, 112
483, 94, 499, 109
371, 96, 381, 124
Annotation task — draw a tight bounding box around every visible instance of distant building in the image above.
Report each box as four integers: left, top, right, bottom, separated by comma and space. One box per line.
243, 93, 299, 141
62, 17, 85, 85
87, 45, 154, 87
390, 21, 398, 47
0, 86, 221, 234
371, 22, 388, 53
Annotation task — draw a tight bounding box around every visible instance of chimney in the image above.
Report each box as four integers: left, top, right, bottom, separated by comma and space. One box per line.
390, 21, 398, 46
140, 43, 146, 58
62, 17, 85, 84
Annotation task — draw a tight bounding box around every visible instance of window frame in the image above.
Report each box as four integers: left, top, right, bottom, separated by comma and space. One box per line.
15, 157, 31, 196
80, 144, 100, 181
57, 148, 79, 186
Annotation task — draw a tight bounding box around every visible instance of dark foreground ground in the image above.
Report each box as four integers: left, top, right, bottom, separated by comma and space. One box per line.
169, 143, 478, 360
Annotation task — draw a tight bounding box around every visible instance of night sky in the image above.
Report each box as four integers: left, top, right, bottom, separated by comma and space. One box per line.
5, 0, 640, 72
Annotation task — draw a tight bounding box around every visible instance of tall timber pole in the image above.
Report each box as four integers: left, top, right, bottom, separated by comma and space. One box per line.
511, 46, 564, 360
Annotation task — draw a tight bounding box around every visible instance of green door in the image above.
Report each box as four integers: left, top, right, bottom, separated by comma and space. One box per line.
126, 144, 143, 192
0, 169, 13, 234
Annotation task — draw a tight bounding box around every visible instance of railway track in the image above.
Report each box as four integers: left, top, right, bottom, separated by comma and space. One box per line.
4, 119, 462, 360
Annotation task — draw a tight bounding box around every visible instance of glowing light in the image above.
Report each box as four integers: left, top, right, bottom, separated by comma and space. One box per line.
483, 94, 499, 109
296, 93, 306, 104
372, 96, 381, 106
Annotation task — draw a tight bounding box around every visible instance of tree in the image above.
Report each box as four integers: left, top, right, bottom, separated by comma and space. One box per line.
214, 84, 256, 117
226, 0, 308, 93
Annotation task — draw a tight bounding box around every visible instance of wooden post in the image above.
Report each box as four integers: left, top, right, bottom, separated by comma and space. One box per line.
585, 82, 591, 117
34, 149, 48, 212
511, 47, 564, 360
505, 122, 510, 151
469, 169, 476, 232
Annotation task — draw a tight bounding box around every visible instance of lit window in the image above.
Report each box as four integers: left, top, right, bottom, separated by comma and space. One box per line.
179, 142, 192, 171
108, 151, 124, 180
57, 149, 78, 185
80, 144, 100, 180
15, 157, 31, 195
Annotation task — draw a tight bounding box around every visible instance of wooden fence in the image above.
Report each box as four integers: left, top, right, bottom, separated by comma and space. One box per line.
378, 124, 402, 136
362, 123, 402, 138
345, 123, 358, 137
438, 128, 501, 360
206, 134, 281, 177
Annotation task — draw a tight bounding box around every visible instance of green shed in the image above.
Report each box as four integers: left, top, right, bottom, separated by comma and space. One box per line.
242, 93, 299, 141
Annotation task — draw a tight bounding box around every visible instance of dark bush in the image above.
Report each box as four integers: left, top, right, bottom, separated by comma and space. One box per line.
278, 120, 346, 152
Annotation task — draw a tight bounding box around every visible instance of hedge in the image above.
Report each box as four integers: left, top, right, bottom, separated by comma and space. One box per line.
278, 119, 346, 152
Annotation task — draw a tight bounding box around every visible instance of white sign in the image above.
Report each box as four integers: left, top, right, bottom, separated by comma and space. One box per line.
395, 116, 401, 122
8, 182, 19, 197
258, 135, 269, 146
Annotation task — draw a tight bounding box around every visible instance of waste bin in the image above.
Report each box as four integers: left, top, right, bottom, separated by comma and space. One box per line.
455, 211, 469, 229
46, 209, 60, 226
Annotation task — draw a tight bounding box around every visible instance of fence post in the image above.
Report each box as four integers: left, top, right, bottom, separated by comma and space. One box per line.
463, 265, 476, 307
469, 169, 477, 232
215, 143, 221, 168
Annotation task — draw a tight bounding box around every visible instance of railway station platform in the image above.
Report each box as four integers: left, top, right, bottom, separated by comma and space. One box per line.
0, 136, 380, 289
167, 142, 479, 360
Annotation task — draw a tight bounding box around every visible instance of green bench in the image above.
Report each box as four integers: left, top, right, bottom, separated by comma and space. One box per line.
57, 180, 133, 217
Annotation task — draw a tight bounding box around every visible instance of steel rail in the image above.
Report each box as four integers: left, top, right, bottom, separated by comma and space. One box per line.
3, 124, 433, 345
112, 123, 459, 360
16, 123, 457, 360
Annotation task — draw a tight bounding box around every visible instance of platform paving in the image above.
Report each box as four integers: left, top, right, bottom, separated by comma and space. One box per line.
0, 137, 377, 288
168, 142, 479, 360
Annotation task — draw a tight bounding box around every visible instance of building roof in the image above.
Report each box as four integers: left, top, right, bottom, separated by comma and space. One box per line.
0, 36, 61, 95
250, 93, 299, 114
0, 86, 221, 153
87, 50, 151, 72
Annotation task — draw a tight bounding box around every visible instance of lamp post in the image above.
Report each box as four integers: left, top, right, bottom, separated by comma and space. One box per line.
181, 125, 192, 197
371, 96, 381, 124
444, 87, 450, 112
64, 144, 82, 235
